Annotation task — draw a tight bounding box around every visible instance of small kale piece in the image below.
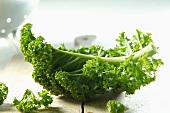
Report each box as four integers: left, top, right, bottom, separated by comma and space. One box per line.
0, 82, 8, 105
106, 100, 127, 113
13, 89, 53, 112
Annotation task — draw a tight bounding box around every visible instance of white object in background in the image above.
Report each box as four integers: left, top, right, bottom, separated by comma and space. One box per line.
0, 0, 39, 72
0, 0, 39, 38
74, 35, 96, 48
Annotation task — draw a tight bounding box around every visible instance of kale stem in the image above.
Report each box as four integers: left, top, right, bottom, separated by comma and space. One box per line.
55, 43, 157, 66
101, 43, 157, 65
69, 69, 83, 74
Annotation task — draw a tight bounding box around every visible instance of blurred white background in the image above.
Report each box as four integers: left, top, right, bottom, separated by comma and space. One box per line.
24, 0, 170, 48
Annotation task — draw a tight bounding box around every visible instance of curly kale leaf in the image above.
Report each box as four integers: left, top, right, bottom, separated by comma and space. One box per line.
13, 89, 53, 112
20, 23, 163, 102
113, 29, 154, 56
0, 82, 8, 105
55, 54, 161, 101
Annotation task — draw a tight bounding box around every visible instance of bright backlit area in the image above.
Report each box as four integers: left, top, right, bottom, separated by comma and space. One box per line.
25, 0, 170, 48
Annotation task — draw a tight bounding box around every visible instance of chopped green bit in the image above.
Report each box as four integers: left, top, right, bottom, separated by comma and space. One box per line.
13, 89, 53, 112
0, 82, 8, 105
106, 100, 127, 113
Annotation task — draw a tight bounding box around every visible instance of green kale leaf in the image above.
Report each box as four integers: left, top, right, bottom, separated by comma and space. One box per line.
0, 82, 8, 105
20, 23, 163, 102
106, 100, 127, 113
13, 89, 53, 112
